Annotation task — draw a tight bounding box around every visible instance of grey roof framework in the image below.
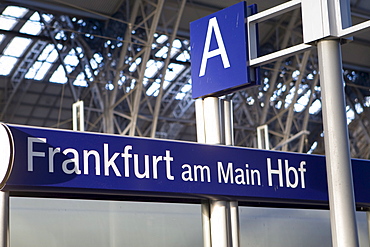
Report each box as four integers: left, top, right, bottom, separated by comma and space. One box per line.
0, 0, 370, 158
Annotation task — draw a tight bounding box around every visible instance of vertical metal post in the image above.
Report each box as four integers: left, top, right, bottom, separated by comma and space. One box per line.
317, 39, 359, 247
196, 97, 238, 247
195, 99, 206, 144
257, 125, 269, 150
0, 191, 9, 247
229, 201, 240, 247
202, 97, 230, 246
203, 97, 221, 145
210, 200, 230, 247
72, 100, 84, 131
223, 99, 234, 146
201, 201, 211, 247
224, 99, 239, 247
367, 212, 370, 245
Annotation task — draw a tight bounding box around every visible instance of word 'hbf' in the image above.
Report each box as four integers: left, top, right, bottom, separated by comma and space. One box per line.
27, 137, 175, 180
217, 158, 307, 189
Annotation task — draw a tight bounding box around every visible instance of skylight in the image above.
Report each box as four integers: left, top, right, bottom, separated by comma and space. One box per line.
64, 49, 80, 73
3, 37, 32, 57
175, 82, 192, 100
176, 50, 190, 62
146, 80, 161, 96
26, 61, 51, 80
309, 99, 322, 114
0, 6, 28, 31
19, 12, 43, 35
39, 44, 59, 62
73, 72, 88, 87
25, 44, 59, 80
346, 106, 355, 124
294, 90, 311, 112
155, 46, 168, 58
146, 79, 170, 96
169, 39, 182, 58
48, 49, 81, 84
41, 13, 53, 23
0, 6, 194, 105
156, 35, 168, 44
0, 36, 32, 76
0, 56, 17, 75
50, 65, 67, 84
165, 63, 185, 81
129, 57, 142, 72
144, 59, 163, 78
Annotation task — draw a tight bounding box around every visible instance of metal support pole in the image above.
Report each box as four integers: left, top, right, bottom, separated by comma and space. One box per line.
224, 99, 239, 247
203, 97, 222, 145
210, 200, 230, 247
223, 99, 234, 146
196, 97, 239, 247
195, 99, 206, 144
0, 191, 9, 247
201, 201, 211, 247
72, 100, 84, 131
202, 97, 229, 246
317, 39, 359, 247
367, 211, 370, 245
229, 201, 240, 247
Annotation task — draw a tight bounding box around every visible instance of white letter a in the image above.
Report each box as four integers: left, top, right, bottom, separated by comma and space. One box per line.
199, 17, 230, 77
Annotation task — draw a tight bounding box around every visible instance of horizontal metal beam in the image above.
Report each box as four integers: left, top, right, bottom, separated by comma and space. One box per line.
249, 43, 313, 67
272, 130, 310, 150
247, 0, 301, 24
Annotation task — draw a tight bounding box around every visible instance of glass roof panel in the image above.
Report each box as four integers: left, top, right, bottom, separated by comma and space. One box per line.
19, 12, 42, 35
156, 35, 168, 44
175, 81, 192, 100
172, 39, 182, 49
0, 56, 18, 75
129, 57, 142, 72
64, 49, 80, 73
309, 99, 321, 114
37, 44, 54, 61
0, 6, 28, 31
46, 48, 58, 63
146, 82, 160, 96
346, 106, 355, 124
50, 65, 67, 84
144, 59, 163, 78
73, 72, 88, 87
25, 44, 59, 80
155, 46, 168, 58
164, 63, 185, 81
25, 61, 42, 79
84, 66, 93, 80
2, 6, 28, 17
3, 37, 32, 57
41, 13, 53, 23
34, 63, 52, 80
294, 90, 311, 112
176, 50, 190, 62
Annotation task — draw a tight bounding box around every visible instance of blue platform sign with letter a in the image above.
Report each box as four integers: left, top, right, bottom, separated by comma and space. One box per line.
190, 2, 256, 99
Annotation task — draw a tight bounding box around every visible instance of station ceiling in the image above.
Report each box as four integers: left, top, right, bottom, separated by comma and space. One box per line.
0, 0, 370, 158
7, 0, 370, 71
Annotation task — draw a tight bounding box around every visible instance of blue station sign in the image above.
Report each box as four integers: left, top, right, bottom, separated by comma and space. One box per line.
190, 2, 258, 99
1, 123, 370, 206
